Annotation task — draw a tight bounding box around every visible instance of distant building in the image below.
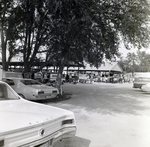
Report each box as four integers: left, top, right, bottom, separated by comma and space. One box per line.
63, 62, 123, 83
64, 62, 123, 75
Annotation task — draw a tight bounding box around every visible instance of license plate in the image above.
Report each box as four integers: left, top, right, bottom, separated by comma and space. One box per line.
46, 95, 51, 98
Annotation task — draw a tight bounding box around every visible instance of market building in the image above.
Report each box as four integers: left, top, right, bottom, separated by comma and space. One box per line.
64, 62, 123, 83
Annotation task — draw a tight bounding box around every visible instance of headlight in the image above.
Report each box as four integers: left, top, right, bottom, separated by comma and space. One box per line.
62, 119, 74, 125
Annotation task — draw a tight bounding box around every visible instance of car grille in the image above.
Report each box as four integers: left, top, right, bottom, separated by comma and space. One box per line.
38, 91, 44, 94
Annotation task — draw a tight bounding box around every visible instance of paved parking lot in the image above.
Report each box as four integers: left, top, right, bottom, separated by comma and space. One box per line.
44, 82, 150, 147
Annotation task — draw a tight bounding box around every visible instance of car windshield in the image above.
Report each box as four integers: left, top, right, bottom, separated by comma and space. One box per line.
21, 79, 42, 85
0, 83, 19, 100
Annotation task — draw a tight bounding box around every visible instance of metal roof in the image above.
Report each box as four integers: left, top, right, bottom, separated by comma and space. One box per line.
67, 62, 122, 72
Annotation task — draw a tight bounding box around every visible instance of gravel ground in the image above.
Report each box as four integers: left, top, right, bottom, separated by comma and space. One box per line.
44, 82, 150, 147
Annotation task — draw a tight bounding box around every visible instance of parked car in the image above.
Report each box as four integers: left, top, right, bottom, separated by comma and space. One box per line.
2, 77, 59, 100
0, 81, 76, 147
141, 83, 150, 92
133, 72, 150, 88
48, 73, 65, 85
133, 76, 150, 89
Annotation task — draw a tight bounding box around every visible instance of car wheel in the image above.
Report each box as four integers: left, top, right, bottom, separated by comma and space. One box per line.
18, 94, 26, 99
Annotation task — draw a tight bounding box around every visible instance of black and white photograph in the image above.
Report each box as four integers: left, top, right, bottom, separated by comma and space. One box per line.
0, 0, 150, 147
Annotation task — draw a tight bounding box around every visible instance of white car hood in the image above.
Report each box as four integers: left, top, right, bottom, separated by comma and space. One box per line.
29, 84, 57, 91
0, 99, 72, 134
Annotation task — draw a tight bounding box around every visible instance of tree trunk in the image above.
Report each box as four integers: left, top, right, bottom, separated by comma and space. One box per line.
56, 61, 64, 95
1, 28, 7, 71
1, 6, 8, 71
23, 60, 31, 78
24, 61, 31, 72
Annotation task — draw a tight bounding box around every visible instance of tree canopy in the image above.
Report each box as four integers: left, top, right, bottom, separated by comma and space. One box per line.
0, 0, 150, 87
0, 0, 17, 70
118, 51, 150, 73
46, 0, 150, 70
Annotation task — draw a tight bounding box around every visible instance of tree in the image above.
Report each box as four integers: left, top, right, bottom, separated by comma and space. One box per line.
0, 0, 16, 71
45, 0, 150, 93
1, 0, 150, 94
126, 52, 138, 73
9, 0, 52, 73
118, 51, 150, 73
137, 51, 150, 72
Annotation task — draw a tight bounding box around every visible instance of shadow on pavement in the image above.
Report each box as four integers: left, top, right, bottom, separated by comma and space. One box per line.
35, 93, 72, 103
56, 83, 150, 115
53, 136, 91, 147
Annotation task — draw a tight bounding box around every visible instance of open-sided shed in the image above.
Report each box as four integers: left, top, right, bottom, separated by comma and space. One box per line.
66, 62, 123, 74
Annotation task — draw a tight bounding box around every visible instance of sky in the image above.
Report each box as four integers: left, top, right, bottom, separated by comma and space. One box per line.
119, 43, 136, 57
119, 43, 150, 58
